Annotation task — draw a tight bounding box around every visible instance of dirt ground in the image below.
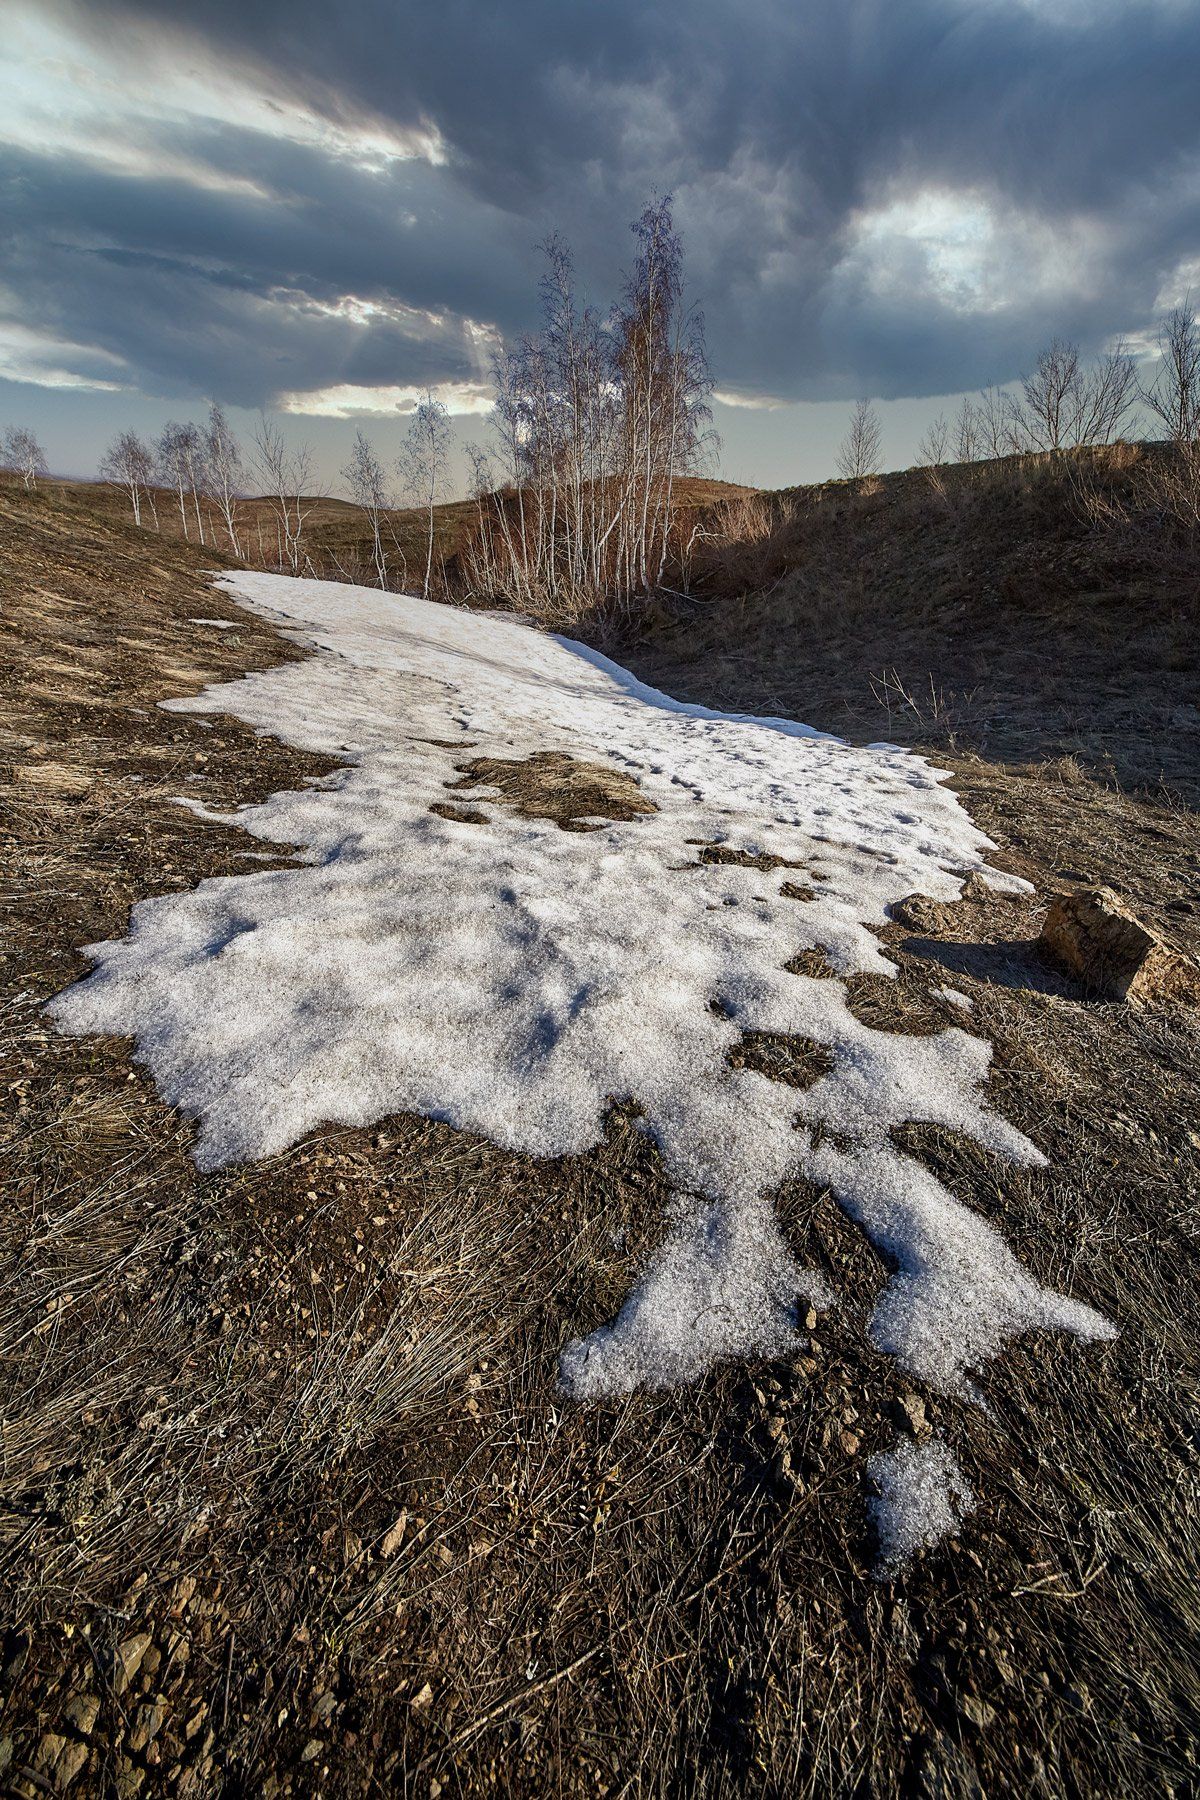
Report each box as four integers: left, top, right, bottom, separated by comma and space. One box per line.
2, 476, 1199, 1799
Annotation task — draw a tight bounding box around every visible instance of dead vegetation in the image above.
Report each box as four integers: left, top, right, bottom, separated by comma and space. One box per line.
1, 479, 1199, 1799
626, 443, 1200, 806
444, 751, 657, 831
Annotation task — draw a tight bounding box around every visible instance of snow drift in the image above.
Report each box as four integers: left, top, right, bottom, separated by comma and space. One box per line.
49, 572, 1114, 1556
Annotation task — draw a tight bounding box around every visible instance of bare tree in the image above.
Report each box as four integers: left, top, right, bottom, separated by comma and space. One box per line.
836, 399, 882, 484
100, 430, 157, 528
204, 402, 244, 555
977, 385, 1021, 459
1141, 302, 1200, 445
612, 198, 714, 593
398, 394, 452, 599
1018, 338, 1084, 452
252, 415, 317, 575
1015, 337, 1139, 453
954, 397, 979, 463
341, 428, 393, 588
916, 414, 949, 468
1077, 343, 1138, 446
461, 196, 713, 616
157, 422, 196, 538
1138, 300, 1200, 533
4, 426, 48, 490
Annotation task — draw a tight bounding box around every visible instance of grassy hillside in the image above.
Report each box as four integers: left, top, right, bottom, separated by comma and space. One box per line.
43, 472, 758, 598
1, 474, 1198, 1798
624, 446, 1200, 802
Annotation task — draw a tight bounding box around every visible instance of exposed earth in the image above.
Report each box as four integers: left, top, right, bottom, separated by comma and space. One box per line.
1, 472, 1198, 1798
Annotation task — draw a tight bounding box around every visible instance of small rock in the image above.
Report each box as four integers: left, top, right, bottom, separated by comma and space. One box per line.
1040, 886, 1200, 1005
113, 1633, 153, 1696
959, 1694, 996, 1729
57, 1742, 91, 1789
301, 1739, 324, 1763
115, 1757, 146, 1798
895, 1392, 929, 1439
64, 1694, 100, 1736
34, 1733, 68, 1775
129, 1701, 165, 1753
170, 1576, 196, 1617
379, 1511, 408, 1559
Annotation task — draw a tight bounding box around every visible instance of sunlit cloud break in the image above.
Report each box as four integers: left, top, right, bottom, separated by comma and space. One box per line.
278, 381, 495, 419
0, 321, 130, 393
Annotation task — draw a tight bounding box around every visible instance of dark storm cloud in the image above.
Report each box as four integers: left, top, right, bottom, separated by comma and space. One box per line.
5, 0, 1200, 409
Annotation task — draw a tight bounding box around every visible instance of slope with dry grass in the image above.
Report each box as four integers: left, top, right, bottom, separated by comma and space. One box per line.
1, 474, 1199, 1799
52, 473, 756, 603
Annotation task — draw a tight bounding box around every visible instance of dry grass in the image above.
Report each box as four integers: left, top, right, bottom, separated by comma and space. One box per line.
1, 477, 1199, 1797
628, 445, 1200, 805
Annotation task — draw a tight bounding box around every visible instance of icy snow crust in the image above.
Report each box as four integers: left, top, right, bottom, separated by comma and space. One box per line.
50, 573, 1111, 1433
868, 1438, 976, 1573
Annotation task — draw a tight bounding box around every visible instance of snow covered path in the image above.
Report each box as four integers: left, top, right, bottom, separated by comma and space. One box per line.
50, 573, 1112, 1547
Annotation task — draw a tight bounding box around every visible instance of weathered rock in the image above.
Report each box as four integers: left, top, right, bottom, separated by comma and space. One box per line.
894, 1391, 929, 1440
1040, 886, 1200, 1004
63, 1695, 100, 1737
56, 1742, 90, 1789
113, 1633, 154, 1696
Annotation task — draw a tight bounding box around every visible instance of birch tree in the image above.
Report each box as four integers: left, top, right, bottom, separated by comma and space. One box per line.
341, 428, 393, 587
398, 395, 452, 599
462, 195, 712, 616
204, 402, 244, 555
836, 400, 882, 483
4, 426, 48, 490
252, 415, 318, 574
100, 430, 157, 527
158, 422, 196, 537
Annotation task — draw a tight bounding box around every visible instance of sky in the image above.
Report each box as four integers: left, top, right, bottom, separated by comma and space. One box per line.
1, 0, 1199, 494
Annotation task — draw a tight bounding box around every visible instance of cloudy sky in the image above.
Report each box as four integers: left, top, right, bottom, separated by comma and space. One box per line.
2, 0, 1199, 490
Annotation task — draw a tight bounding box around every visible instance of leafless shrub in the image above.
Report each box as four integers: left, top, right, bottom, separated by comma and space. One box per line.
867, 666, 984, 748
916, 414, 951, 497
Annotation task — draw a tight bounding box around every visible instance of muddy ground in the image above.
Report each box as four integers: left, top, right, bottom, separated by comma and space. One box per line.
1, 476, 1198, 1798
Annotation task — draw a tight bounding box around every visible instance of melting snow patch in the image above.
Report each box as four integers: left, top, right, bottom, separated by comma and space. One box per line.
933, 985, 974, 1011
189, 616, 241, 629
869, 1437, 975, 1572
50, 573, 1114, 1482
